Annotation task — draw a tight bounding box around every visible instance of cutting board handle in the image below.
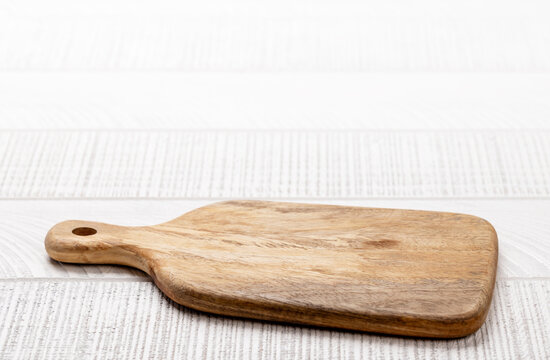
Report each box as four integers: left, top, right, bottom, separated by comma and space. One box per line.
45, 220, 149, 273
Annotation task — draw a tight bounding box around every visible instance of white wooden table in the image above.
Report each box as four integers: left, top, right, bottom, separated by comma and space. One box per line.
1, 0, 549, 358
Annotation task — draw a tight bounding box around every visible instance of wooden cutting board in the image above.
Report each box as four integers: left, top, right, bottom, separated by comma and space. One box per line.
45, 200, 498, 338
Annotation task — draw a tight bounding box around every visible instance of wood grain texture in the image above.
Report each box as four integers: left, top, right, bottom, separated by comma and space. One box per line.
1, 199, 547, 279
1, 279, 548, 360
45, 200, 498, 338
1, 0, 548, 354
1, 0, 550, 71
2, 130, 550, 198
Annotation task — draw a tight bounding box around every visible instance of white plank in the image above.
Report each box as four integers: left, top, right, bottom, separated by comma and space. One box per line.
0, 279, 548, 359
1, 73, 550, 130
0, 131, 549, 198
0, 199, 549, 279
0, 0, 549, 71
4, 0, 547, 17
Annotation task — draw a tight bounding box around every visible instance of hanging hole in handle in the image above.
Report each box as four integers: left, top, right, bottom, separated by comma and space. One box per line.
72, 227, 97, 236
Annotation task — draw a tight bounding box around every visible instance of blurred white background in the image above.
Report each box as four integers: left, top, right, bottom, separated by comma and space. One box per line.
1, 0, 550, 130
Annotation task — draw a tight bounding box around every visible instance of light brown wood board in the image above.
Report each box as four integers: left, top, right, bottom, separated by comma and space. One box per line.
45, 200, 498, 338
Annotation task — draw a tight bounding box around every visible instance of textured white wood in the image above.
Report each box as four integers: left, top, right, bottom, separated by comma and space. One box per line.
1, 199, 549, 279
1, 73, 550, 130
1, 0, 549, 71
1, 0, 548, 356
0, 279, 548, 359
1, 131, 549, 198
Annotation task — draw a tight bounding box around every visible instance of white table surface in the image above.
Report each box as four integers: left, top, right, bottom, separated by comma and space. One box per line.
1, 0, 549, 358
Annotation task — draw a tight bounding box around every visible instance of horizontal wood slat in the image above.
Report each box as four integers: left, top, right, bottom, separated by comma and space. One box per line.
2, 73, 550, 130
0, 279, 548, 359
1, 131, 549, 199
1, 0, 549, 71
